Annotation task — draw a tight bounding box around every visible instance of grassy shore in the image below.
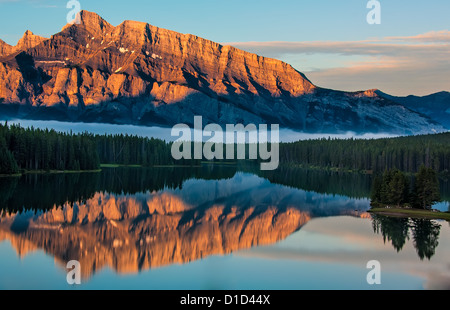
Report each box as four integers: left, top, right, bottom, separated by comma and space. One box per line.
0, 173, 22, 178
1, 163, 210, 176
24, 169, 102, 174
100, 164, 203, 168
0, 169, 101, 177
369, 208, 450, 221
100, 164, 143, 168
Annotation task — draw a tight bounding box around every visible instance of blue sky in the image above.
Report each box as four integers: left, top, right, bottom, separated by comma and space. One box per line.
1, 0, 449, 95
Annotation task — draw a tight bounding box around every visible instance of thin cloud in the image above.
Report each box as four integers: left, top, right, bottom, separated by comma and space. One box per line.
225, 40, 450, 58
224, 31, 450, 96
385, 30, 450, 43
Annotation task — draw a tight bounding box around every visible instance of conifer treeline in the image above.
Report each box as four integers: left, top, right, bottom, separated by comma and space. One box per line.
279, 133, 450, 173
371, 166, 441, 209
1, 122, 450, 175
1, 123, 99, 174
96, 135, 176, 167
0, 123, 187, 174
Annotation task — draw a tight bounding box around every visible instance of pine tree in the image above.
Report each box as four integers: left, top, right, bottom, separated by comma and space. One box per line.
0, 138, 19, 175
387, 169, 410, 207
380, 169, 393, 204
371, 174, 382, 203
412, 165, 441, 210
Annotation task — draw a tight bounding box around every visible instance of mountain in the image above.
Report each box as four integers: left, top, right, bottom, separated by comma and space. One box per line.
376, 91, 450, 130
0, 39, 15, 57
0, 10, 446, 135
0, 30, 46, 57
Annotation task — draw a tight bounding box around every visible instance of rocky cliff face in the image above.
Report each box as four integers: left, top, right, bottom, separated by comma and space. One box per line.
376, 90, 450, 130
0, 39, 15, 57
0, 11, 445, 134
0, 30, 46, 57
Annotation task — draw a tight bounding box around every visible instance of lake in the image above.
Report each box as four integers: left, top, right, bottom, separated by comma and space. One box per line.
0, 166, 449, 290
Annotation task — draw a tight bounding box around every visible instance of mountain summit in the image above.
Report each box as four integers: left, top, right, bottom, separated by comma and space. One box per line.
0, 11, 445, 134
0, 31, 46, 57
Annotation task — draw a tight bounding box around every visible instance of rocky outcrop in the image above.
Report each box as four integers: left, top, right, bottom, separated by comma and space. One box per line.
0, 39, 15, 57
0, 10, 445, 134
16, 30, 47, 51
0, 30, 47, 57
376, 90, 450, 130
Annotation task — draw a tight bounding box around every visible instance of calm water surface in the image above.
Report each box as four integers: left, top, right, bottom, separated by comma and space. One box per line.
0, 166, 449, 290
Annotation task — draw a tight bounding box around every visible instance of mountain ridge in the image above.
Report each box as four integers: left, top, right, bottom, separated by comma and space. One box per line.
375, 90, 450, 129
0, 30, 47, 57
0, 10, 446, 134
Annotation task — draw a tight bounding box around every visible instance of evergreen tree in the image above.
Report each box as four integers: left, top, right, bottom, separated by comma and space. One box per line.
371, 174, 382, 203
0, 124, 100, 173
278, 132, 450, 174
0, 135, 19, 175
412, 165, 441, 210
372, 215, 410, 252
370, 168, 411, 207
411, 218, 441, 260
380, 169, 393, 204
387, 169, 410, 207
0, 145, 19, 174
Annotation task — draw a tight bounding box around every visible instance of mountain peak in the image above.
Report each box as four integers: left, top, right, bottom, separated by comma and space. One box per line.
0, 30, 46, 56
0, 11, 445, 135
62, 10, 113, 37
78, 10, 109, 26
363, 89, 380, 97
16, 30, 46, 51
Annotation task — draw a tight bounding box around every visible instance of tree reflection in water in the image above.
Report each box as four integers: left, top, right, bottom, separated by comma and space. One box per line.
372, 214, 442, 260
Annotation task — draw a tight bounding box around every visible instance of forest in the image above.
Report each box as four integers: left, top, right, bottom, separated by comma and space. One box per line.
279, 133, 450, 174
0, 122, 197, 174
371, 166, 441, 210
1, 122, 450, 176
0, 122, 99, 174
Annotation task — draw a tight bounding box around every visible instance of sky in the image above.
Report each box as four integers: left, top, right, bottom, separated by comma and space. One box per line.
0, 0, 449, 96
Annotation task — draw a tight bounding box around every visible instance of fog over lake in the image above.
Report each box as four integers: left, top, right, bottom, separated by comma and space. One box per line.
3, 119, 399, 143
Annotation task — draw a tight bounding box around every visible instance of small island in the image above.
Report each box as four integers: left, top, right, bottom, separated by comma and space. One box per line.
369, 166, 449, 220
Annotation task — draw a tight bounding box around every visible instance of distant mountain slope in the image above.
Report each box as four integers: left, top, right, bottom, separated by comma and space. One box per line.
376, 91, 450, 129
0, 11, 445, 135
0, 31, 46, 57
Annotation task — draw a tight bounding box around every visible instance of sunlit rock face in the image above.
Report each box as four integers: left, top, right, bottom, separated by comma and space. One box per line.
0, 192, 310, 278
0, 11, 444, 134
0, 30, 46, 57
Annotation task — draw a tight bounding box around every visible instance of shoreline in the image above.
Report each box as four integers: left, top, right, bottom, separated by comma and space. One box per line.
369, 207, 450, 221
0, 169, 102, 177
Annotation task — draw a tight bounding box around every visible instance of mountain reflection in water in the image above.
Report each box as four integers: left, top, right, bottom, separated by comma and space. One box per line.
0, 167, 372, 278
